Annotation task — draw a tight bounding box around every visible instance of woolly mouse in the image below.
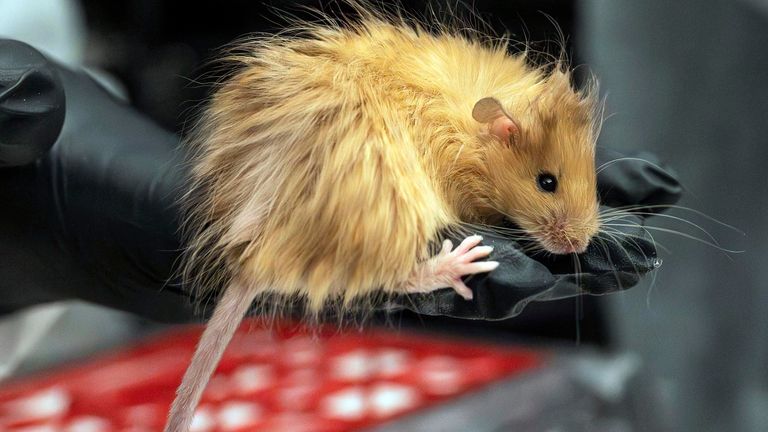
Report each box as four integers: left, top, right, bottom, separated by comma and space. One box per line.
166, 9, 600, 431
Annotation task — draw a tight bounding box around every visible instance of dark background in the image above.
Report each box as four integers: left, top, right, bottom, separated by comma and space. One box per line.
79, 1, 576, 131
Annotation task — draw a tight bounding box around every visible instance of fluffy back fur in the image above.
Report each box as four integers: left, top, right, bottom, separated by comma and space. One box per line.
168, 6, 600, 431
181, 5, 599, 316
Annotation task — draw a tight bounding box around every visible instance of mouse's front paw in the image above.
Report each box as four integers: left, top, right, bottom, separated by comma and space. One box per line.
405, 235, 499, 301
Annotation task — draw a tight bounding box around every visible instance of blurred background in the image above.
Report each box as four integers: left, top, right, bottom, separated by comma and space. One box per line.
0, 0, 765, 431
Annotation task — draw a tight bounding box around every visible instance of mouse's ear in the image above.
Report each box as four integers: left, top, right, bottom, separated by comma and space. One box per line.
472, 97, 521, 147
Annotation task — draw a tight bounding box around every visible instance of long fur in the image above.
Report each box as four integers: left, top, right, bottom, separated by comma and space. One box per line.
171, 5, 600, 431
182, 9, 599, 316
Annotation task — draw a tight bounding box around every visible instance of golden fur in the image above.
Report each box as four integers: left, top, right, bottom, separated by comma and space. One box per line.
168, 8, 602, 431
183, 12, 600, 314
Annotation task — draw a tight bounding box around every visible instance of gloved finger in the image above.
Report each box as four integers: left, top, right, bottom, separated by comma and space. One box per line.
0, 39, 65, 167
596, 147, 683, 214
0, 40, 195, 322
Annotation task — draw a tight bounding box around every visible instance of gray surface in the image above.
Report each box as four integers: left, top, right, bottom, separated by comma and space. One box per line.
581, 1, 768, 431
0, 302, 151, 380
369, 368, 582, 432
368, 355, 638, 432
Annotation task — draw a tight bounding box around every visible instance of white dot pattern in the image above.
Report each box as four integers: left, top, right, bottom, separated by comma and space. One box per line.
0, 320, 543, 431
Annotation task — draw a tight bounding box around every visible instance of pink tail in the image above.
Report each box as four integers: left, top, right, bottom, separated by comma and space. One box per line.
164, 281, 256, 432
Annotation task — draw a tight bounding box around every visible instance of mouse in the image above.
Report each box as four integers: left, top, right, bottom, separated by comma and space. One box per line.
166, 7, 601, 431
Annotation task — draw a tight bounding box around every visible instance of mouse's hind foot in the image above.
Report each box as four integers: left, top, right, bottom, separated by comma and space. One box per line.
403, 235, 499, 301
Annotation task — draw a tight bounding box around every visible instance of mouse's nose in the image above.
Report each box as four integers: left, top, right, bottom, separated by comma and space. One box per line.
541, 217, 598, 255
561, 239, 589, 254
545, 236, 590, 255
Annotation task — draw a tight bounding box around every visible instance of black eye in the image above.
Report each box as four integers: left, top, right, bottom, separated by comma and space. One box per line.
537, 172, 558, 193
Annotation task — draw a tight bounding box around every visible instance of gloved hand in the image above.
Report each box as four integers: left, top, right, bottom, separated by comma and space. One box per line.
394, 150, 682, 320
0, 39, 682, 323
0, 39, 192, 321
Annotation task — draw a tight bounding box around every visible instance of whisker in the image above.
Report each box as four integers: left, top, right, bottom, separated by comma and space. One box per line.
593, 155, 699, 201
601, 211, 725, 247
600, 223, 672, 254
645, 254, 661, 311
596, 230, 644, 281
603, 224, 744, 255
591, 234, 628, 291
599, 204, 744, 235
596, 156, 670, 175
597, 228, 661, 311
462, 224, 530, 240
521, 241, 549, 257
600, 226, 658, 260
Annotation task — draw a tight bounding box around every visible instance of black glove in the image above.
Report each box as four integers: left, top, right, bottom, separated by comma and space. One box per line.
0, 40, 65, 167
0, 39, 192, 321
0, 39, 682, 322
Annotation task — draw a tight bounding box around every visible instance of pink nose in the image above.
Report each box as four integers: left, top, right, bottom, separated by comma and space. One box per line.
561, 240, 589, 254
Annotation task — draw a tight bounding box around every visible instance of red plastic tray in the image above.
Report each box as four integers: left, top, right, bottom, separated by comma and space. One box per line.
0, 320, 545, 431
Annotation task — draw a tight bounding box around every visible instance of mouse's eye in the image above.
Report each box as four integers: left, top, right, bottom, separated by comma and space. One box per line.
537, 172, 558, 193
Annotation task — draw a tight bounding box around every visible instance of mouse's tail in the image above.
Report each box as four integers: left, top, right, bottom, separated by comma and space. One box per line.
164, 279, 258, 432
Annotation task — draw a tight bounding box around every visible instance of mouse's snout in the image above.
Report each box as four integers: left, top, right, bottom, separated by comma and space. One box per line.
537, 215, 599, 255
558, 237, 590, 255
